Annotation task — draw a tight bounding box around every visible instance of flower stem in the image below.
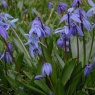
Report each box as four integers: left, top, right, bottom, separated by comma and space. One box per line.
47, 76, 56, 95
11, 27, 31, 59
76, 32, 79, 63
81, 23, 86, 66
2, 37, 25, 82
89, 28, 94, 60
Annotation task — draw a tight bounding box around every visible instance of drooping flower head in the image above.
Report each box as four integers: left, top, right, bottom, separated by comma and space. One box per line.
0, 25, 8, 39
29, 44, 42, 58
57, 2, 68, 14
74, 8, 91, 31
0, 42, 12, 63
48, 2, 53, 9
42, 62, 52, 76
70, 22, 84, 36
84, 63, 94, 77
23, 9, 28, 14
72, 0, 82, 7
1, 0, 8, 8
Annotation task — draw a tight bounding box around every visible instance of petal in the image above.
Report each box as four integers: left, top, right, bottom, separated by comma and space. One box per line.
0, 26, 8, 39
60, 14, 68, 23
71, 13, 81, 23
82, 17, 91, 30
88, 0, 95, 7
54, 27, 65, 34
76, 25, 84, 36
87, 7, 94, 17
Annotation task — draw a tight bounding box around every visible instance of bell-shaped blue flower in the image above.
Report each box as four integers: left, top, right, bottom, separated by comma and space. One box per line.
56, 38, 65, 48
70, 22, 84, 36
84, 63, 94, 77
42, 63, 52, 76
57, 2, 68, 14
0, 42, 12, 63
72, 0, 82, 7
0, 25, 8, 39
1, 0, 8, 8
29, 44, 42, 58
48, 2, 53, 9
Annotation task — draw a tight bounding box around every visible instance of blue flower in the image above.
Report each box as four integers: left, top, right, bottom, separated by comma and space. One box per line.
87, 0, 95, 17
72, 0, 82, 7
0, 25, 8, 39
0, 42, 12, 63
55, 26, 71, 39
84, 63, 94, 77
29, 44, 42, 58
74, 8, 91, 31
57, 2, 68, 14
1, 0, 8, 8
43, 25, 51, 37
48, 2, 53, 9
42, 63, 52, 76
29, 17, 45, 38
56, 38, 65, 48
70, 22, 84, 36
0, 13, 18, 28
34, 75, 44, 80
60, 10, 81, 24
23, 9, 28, 14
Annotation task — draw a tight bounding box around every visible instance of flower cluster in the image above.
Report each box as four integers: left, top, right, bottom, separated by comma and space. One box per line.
54, 1, 92, 52
0, 13, 18, 63
25, 17, 51, 58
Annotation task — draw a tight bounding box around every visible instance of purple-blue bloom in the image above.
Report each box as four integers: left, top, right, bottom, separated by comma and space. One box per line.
70, 22, 84, 36
48, 2, 53, 9
34, 75, 44, 80
84, 63, 94, 77
0, 42, 12, 63
87, 0, 95, 17
72, 0, 82, 7
29, 44, 42, 58
42, 63, 52, 76
23, 9, 28, 14
56, 38, 65, 48
1, 0, 8, 8
74, 8, 91, 30
0, 25, 8, 39
60, 11, 81, 24
57, 2, 68, 14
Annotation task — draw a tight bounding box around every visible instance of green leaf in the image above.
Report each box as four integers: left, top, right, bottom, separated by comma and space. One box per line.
68, 63, 82, 95
23, 71, 34, 80
75, 91, 88, 95
16, 53, 24, 69
70, 36, 83, 62
34, 80, 51, 94
61, 59, 75, 85
56, 80, 65, 95
20, 82, 46, 95
54, 51, 65, 68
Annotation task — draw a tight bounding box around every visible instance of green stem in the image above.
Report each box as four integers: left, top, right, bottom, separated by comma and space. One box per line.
76, 32, 79, 64
81, 23, 86, 66
11, 27, 30, 59
89, 29, 94, 60
47, 76, 56, 95
2, 37, 24, 82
